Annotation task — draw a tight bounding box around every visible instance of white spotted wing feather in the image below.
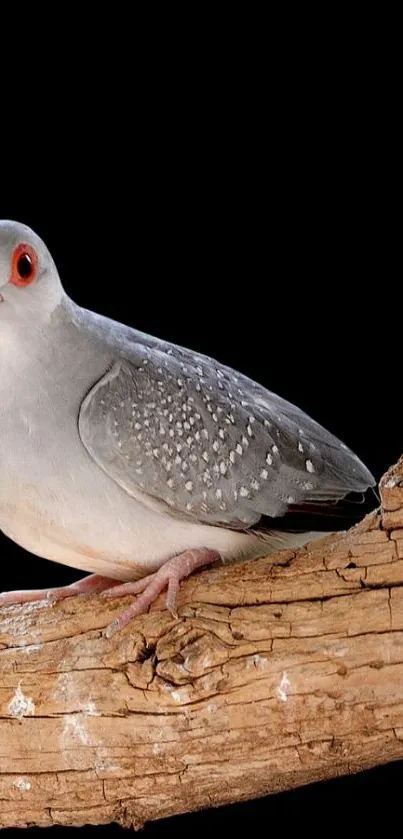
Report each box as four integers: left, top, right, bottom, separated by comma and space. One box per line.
78, 342, 375, 530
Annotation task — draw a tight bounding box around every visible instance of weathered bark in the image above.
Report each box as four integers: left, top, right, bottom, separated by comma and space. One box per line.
1, 458, 403, 829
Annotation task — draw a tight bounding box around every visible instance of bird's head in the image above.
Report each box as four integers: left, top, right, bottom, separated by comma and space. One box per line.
0, 220, 64, 326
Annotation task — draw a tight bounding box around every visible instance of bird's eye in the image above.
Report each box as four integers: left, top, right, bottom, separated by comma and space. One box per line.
17, 253, 33, 279
10, 243, 38, 287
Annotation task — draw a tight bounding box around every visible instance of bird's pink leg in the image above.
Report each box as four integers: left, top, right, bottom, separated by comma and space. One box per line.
0, 574, 121, 606
101, 548, 220, 638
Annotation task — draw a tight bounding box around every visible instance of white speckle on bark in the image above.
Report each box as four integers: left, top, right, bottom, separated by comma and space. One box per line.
199, 653, 214, 669
153, 743, 162, 754
62, 714, 89, 745
276, 671, 291, 702
8, 684, 35, 719
385, 476, 399, 488
252, 654, 267, 667
95, 757, 119, 773
85, 700, 101, 716
13, 778, 31, 792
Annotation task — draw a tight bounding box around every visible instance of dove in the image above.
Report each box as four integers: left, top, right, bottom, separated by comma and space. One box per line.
0, 221, 375, 637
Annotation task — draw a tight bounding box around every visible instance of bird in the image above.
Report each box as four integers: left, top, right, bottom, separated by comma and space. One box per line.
0, 220, 375, 637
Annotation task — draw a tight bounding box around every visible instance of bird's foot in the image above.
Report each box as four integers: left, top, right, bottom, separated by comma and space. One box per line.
101, 548, 220, 638
0, 574, 121, 606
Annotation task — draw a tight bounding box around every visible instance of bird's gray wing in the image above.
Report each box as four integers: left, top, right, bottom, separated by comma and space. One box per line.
78, 341, 375, 530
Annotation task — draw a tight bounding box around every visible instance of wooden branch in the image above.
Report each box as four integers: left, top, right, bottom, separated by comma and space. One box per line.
1, 458, 403, 829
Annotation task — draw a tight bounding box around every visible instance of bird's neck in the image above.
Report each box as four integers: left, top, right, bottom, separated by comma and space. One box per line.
0, 297, 113, 415
0, 299, 69, 377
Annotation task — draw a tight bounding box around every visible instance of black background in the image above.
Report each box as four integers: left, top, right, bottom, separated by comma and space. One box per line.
1, 53, 401, 835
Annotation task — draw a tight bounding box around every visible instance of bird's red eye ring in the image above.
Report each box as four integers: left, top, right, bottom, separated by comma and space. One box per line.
10, 243, 38, 288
